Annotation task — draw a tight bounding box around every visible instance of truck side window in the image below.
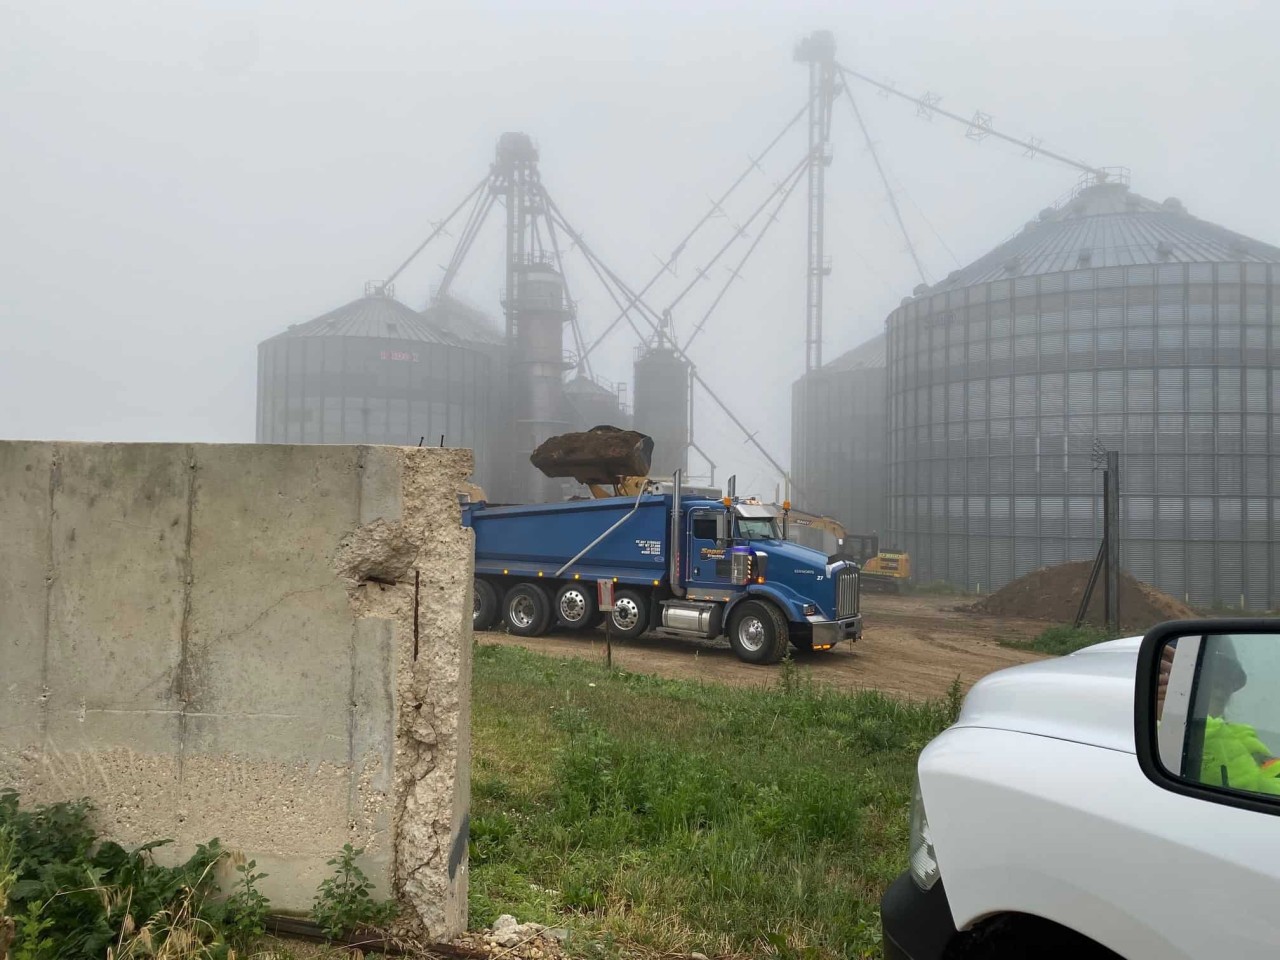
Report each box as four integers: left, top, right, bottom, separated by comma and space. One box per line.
692, 514, 718, 541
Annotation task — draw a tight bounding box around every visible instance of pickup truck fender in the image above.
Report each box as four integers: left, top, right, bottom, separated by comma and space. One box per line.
919, 725, 1280, 960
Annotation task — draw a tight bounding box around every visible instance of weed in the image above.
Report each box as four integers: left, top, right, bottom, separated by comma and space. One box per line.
0, 790, 233, 960
221, 855, 271, 948
945, 676, 964, 725
12, 901, 55, 960
310, 844, 396, 938
1001, 624, 1119, 656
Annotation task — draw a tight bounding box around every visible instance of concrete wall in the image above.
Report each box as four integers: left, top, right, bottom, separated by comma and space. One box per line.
0, 441, 473, 938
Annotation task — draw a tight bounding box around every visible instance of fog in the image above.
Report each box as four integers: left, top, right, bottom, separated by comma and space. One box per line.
2, 0, 1277, 496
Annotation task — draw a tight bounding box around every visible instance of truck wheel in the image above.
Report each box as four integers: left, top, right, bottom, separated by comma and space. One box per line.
473, 578, 500, 632
608, 589, 649, 640
503, 583, 553, 637
957, 916, 1119, 959
728, 600, 789, 665
555, 583, 598, 630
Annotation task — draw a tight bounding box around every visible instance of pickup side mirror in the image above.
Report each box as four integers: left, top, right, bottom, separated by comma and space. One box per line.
1136, 619, 1280, 815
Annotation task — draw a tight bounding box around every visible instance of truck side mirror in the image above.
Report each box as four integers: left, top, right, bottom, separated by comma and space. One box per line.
1136, 619, 1280, 815
715, 511, 730, 544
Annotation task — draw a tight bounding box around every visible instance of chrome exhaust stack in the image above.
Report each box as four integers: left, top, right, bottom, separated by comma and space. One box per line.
670, 468, 685, 598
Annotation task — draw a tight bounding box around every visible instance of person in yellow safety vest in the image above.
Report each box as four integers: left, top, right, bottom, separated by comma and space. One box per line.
1159, 638, 1280, 795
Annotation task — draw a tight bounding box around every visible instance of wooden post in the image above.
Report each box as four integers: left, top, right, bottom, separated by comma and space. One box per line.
597, 579, 615, 670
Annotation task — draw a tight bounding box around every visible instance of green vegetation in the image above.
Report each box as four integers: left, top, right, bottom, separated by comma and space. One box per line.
0, 788, 395, 958
310, 843, 396, 939
469, 645, 958, 959
222, 856, 271, 948
1000, 624, 1120, 656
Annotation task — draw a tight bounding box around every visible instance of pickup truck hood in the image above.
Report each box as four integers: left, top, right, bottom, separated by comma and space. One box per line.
955, 637, 1142, 753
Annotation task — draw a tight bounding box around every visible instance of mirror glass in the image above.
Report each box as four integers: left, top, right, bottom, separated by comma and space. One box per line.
1156, 633, 1280, 799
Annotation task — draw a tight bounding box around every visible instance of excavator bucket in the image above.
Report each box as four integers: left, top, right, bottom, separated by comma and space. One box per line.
530, 425, 654, 485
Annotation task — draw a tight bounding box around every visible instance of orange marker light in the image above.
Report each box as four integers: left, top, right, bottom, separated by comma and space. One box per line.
783, 500, 791, 511
722, 497, 732, 508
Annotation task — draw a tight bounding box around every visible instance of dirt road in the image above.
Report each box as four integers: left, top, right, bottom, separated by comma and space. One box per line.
477, 593, 1051, 700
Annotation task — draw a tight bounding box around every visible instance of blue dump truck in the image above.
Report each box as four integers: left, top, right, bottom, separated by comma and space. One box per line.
462, 475, 862, 665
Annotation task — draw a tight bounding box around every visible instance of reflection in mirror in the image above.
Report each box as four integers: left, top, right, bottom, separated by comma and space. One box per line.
1155, 633, 1280, 799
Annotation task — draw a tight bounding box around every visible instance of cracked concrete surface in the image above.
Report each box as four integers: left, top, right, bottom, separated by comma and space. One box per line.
0, 441, 473, 936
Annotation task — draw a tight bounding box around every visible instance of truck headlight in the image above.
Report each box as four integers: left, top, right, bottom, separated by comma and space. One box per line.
802, 604, 817, 616
909, 777, 940, 891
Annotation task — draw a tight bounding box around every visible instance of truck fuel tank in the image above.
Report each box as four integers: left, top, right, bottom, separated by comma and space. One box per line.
660, 600, 723, 637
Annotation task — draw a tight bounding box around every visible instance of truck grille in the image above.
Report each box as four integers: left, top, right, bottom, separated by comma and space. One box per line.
837, 567, 859, 618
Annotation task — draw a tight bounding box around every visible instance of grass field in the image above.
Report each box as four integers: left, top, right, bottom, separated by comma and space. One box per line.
468, 643, 961, 959
999, 624, 1120, 657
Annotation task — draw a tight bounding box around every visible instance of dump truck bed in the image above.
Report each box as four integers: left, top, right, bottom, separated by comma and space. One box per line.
463, 493, 687, 585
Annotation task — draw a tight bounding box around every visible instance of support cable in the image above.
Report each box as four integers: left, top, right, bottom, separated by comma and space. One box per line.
437, 188, 498, 299
840, 81, 930, 287
837, 64, 1106, 178
681, 159, 808, 353
542, 201, 592, 379
581, 98, 811, 360
662, 153, 809, 332
382, 175, 490, 288
544, 191, 799, 495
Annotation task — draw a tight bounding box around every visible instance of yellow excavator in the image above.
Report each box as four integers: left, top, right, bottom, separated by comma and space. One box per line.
781, 508, 911, 594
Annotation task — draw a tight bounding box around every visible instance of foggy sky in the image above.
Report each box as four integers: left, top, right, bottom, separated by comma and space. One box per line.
3, 0, 1278, 497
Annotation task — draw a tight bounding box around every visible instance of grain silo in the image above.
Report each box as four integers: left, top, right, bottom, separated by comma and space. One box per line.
791, 330, 887, 535
256, 286, 502, 488
885, 177, 1280, 608
633, 338, 692, 479
563, 372, 629, 432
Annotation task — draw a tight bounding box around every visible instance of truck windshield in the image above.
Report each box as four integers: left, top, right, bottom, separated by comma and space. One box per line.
737, 517, 781, 540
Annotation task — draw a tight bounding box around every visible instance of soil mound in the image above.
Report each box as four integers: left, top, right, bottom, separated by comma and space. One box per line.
972, 560, 1198, 631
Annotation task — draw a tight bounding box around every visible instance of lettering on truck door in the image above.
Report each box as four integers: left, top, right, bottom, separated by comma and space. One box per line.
687, 508, 732, 598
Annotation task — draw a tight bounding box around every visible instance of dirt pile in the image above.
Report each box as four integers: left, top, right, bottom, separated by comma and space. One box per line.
971, 560, 1198, 630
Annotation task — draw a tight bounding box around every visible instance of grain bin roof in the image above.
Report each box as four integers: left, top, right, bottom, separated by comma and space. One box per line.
267, 292, 497, 347
923, 181, 1280, 294
564, 373, 617, 397
421, 294, 504, 345
823, 330, 886, 372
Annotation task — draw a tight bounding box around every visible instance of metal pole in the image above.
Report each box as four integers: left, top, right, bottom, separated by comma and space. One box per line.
1104, 450, 1120, 631
836, 64, 1106, 178
796, 30, 836, 373
1074, 539, 1106, 628
553, 483, 650, 577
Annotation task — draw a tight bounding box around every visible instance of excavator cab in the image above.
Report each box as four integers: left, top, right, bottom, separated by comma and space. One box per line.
845, 533, 879, 565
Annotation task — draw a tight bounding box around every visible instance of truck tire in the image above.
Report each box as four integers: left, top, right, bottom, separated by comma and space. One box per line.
728, 599, 790, 665
473, 578, 500, 632
503, 582, 553, 637
608, 589, 649, 640
555, 583, 598, 630
953, 915, 1119, 960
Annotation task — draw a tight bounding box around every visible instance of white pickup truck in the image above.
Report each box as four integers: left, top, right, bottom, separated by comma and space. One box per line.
881, 619, 1280, 960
